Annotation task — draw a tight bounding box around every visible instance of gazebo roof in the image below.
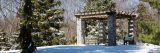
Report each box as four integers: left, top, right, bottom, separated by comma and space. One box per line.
75, 10, 138, 19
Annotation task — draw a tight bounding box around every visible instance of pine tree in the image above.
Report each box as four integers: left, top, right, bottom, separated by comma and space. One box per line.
31, 0, 64, 46
17, 0, 64, 52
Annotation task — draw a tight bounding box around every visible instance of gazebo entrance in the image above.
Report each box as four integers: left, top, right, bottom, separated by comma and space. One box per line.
82, 19, 108, 45
75, 10, 138, 46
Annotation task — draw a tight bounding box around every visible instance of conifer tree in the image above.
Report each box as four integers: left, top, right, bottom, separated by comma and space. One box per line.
31, 0, 64, 46
18, 0, 64, 52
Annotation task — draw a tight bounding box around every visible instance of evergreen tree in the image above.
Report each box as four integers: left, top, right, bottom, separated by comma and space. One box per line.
18, 0, 64, 51
84, 0, 114, 11
31, 0, 64, 46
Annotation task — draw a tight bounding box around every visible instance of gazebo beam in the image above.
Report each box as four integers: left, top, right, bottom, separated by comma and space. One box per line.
75, 10, 138, 18
80, 15, 108, 19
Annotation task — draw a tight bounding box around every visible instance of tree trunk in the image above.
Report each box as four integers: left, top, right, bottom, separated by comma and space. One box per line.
18, 0, 36, 53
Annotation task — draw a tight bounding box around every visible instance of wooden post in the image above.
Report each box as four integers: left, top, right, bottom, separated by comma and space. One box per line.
76, 17, 86, 44
128, 17, 136, 45
107, 11, 117, 46
98, 20, 105, 44
82, 20, 86, 44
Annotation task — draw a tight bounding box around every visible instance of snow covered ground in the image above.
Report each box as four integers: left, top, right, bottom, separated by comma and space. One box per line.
0, 43, 160, 53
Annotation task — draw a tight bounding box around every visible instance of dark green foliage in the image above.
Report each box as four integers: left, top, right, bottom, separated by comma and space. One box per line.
84, 0, 114, 11
18, 0, 65, 47
136, 2, 160, 45
138, 21, 153, 34
137, 21, 160, 45
68, 36, 77, 44
152, 32, 160, 45
31, 0, 65, 46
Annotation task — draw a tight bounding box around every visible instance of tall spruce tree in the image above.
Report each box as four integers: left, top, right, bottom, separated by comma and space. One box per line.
18, 0, 64, 52
31, 0, 64, 46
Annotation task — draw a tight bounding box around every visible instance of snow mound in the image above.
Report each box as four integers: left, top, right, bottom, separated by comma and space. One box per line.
0, 44, 160, 53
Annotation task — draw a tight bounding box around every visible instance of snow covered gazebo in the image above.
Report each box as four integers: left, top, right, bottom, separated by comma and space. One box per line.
75, 10, 138, 46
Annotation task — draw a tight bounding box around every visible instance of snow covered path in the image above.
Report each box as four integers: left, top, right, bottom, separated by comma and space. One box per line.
0, 44, 160, 53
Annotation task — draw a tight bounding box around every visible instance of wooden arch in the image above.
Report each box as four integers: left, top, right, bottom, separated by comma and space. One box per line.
75, 10, 138, 46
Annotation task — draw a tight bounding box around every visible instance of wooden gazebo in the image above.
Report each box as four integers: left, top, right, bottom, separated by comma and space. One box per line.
75, 10, 138, 46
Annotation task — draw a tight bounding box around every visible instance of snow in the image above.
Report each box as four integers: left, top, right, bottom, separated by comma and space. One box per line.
0, 44, 160, 53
